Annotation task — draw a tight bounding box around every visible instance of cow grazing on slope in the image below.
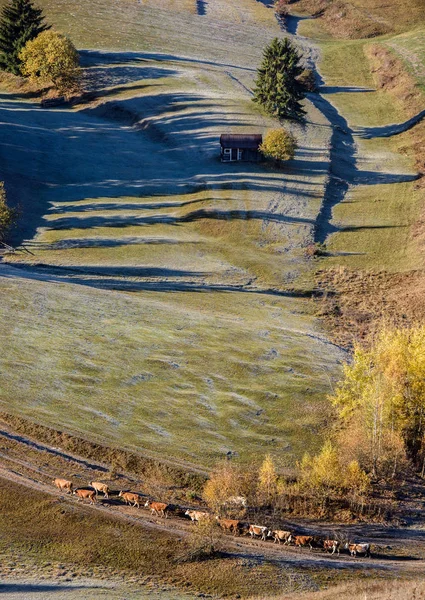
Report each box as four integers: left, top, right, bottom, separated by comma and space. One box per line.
73, 488, 96, 504
118, 491, 142, 508
185, 510, 209, 523
215, 517, 244, 536
293, 535, 314, 551
145, 500, 169, 518
346, 543, 371, 558
89, 481, 110, 499
271, 530, 292, 545
52, 478, 73, 494
323, 539, 340, 555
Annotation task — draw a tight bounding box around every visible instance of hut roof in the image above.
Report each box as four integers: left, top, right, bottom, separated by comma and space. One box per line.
220, 134, 262, 149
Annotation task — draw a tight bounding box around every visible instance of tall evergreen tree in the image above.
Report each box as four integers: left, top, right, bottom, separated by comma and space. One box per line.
253, 37, 306, 121
0, 0, 50, 75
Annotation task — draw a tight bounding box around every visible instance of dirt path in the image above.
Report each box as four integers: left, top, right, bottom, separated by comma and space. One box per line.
1, 421, 424, 574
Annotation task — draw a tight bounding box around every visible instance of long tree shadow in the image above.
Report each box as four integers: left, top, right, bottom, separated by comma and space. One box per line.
355, 108, 425, 139
309, 93, 420, 244
1, 263, 312, 297
79, 49, 256, 73
50, 196, 209, 214
25, 237, 200, 250
45, 209, 316, 231
82, 65, 178, 90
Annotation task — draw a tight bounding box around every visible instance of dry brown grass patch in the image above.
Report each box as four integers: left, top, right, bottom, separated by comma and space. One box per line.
315, 268, 425, 349
292, 0, 425, 38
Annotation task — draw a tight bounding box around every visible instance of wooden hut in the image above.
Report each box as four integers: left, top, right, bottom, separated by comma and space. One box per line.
220, 134, 263, 162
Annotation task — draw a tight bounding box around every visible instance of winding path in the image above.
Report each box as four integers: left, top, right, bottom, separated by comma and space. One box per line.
282, 15, 421, 244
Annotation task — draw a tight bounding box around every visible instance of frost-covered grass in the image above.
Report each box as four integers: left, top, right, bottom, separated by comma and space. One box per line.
0, 0, 345, 467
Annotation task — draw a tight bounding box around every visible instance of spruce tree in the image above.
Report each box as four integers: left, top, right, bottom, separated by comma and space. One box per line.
253, 37, 306, 121
0, 0, 50, 75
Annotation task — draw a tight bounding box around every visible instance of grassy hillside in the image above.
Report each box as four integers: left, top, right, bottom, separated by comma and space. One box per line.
294, 1, 425, 346
0, 0, 345, 468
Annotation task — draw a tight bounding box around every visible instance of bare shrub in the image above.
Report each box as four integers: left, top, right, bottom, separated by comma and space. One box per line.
176, 517, 223, 563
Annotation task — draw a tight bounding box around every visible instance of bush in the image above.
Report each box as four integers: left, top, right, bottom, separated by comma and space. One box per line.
305, 242, 327, 258
203, 462, 245, 513
260, 128, 297, 162
19, 30, 81, 95
299, 441, 370, 512
274, 0, 289, 17
298, 69, 317, 92
0, 181, 17, 241
176, 517, 223, 563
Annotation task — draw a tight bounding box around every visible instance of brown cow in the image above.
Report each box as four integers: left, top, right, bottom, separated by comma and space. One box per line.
248, 524, 269, 541
323, 539, 340, 555
52, 478, 73, 494
73, 488, 96, 504
89, 481, 110, 499
293, 535, 314, 551
216, 517, 243, 536
118, 491, 142, 508
272, 530, 292, 545
185, 509, 209, 522
145, 500, 169, 518
346, 543, 371, 558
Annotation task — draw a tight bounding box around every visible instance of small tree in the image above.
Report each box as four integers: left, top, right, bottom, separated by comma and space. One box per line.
260, 128, 297, 162
258, 454, 278, 505
0, 182, 17, 241
19, 30, 81, 94
176, 517, 223, 563
0, 0, 50, 74
253, 37, 306, 121
297, 69, 317, 92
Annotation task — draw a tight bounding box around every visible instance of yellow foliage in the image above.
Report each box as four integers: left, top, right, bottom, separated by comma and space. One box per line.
19, 30, 80, 94
258, 454, 278, 502
259, 128, 297, 162
299, 440, 370, 504
299, 440, 342, 493
203, 462, 243, 512
331, 325, 425, 473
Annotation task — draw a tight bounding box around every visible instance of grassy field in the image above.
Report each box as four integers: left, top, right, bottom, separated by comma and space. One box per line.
0, 0, 345, 468
295, 20, 424, 273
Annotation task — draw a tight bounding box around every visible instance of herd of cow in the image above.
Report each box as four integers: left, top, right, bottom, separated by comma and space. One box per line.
52, 478, 371, 559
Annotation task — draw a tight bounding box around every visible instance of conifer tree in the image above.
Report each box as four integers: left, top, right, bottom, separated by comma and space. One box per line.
0, 0, 50, 74
253, 37, 306, 121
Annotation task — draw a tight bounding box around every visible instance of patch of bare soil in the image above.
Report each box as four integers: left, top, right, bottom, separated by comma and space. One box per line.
315, 268, 425, 349
289, 0, 390, 38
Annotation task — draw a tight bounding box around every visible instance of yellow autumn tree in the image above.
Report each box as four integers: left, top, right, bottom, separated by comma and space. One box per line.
19, 30, 81, 94
331, 326, 425, 476
203, 462, 243, 513
299, 441, 370, 508
258, 454, 278, 504
259, 128, 297, 162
